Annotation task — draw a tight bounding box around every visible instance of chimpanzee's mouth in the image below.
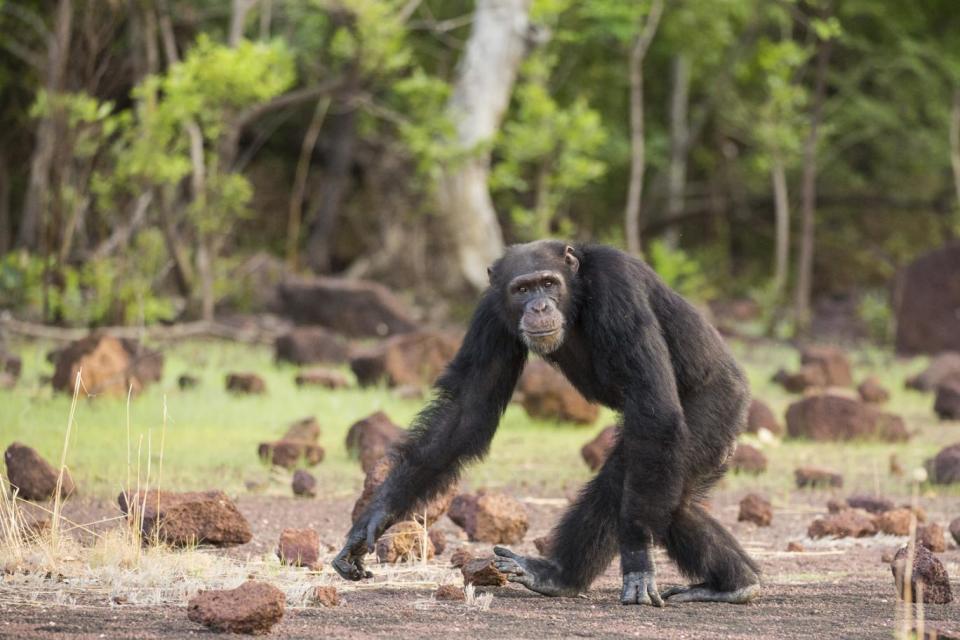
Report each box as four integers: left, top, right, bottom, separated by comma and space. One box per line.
524, 327, 561, 337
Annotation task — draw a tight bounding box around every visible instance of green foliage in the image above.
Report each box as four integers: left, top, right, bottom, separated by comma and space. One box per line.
646, 240, 715, 302
859, 290, 894, 345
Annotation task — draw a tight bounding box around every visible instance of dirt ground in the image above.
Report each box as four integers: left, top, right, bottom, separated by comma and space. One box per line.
1, 489, 957, 639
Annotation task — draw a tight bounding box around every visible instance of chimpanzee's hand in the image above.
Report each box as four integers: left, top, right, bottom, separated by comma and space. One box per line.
332, 505, 390, 581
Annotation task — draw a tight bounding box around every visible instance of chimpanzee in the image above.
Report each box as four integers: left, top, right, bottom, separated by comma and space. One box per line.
334, 240, 760, 606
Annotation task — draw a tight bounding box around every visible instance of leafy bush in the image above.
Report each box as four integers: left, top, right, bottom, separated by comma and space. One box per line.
646, 240, 715, 302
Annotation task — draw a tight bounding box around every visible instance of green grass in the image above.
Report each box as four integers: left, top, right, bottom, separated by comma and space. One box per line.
1, 337, 958, 501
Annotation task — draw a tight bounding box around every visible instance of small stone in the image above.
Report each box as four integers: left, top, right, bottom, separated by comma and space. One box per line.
795, 467, 844, 488
4, 443, 76, 502
428, 528, 446, 555
434, 584, 466, 601
858, 376, 890, 404
827, 498, 849, 514
934, 377, 960, 420
345, 411, 405, 473
745, 399, 783, 436
533, 535, 555, 556
926, 442, 960, 484
846, 495, 894, 514
226, 373, 267, 394
875, 508, 915, 536
881, 550, 895, 563
786, 542, 804, 552
187, 580, 285, 634
277, 528, 321, 569
949, 516, 960, 545
729, 443, 767, 474
450, 548, 473, 568
447, 491, 529, 544
292, 470, 317, 498
118, 489, 252, 547
178, 374, 200, 390
917, 522, 947, 553
461, 557, 507, 587
295, 368, 350, 389
891, 544, 953, 604
808, 509, 877, 539
376, 521, 435, 563
737, 493, 772, 527
283, 416, 321, 442
311, 586, 339, 607
258, 440, 325, 469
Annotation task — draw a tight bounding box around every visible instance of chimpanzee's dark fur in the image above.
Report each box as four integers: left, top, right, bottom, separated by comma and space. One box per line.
334, 240, 760, 605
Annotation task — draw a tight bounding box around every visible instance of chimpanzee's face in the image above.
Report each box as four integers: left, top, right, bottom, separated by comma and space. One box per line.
490, 241, 580, 355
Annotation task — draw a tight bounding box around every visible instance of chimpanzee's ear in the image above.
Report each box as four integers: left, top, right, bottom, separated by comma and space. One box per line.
487, 266, 494, 284
563, 245, 580, 273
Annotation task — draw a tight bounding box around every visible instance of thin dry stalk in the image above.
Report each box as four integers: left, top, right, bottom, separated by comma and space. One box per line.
51, 370, 83, 547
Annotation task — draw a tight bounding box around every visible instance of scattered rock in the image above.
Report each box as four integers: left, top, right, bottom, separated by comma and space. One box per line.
894, 243, 960, 355
926, 442, 960, 484
846, 495, 895, 514
178, 374, 200, 390
311, 586, 339, 607
429, 528, 446, 555
745, 399, 783, 436
827, 498, 849, 514
187, 580, 285, 634
275, 326, 349, 365
786, 541, 804, 553
729, 443, 767, 474
773, 365, 827, 393
277, 528, 321, 569
858, 377, 890, 404
258, 441, 325, 469
875, 509, 915, 536
278, 276, 417, 338
580, 425, 618, 471
890, 454, 905, 477
295, 368, 350, 389
1, 351, 22, 379
226, 372, 266, 394
351, 331, 461, 388
447, 491, 529, 544
785, 392, 908, 441
795, 467, 844, 488
949, 517, 960, 546
906, 352, 960, 391
517, 360, 599, 424
376, 521, 435, 563
808, 509, 877, 539
461, 557, 508, 587
282, 417, 321, 442
3, 443, 75, 502
51, 334, 163, 396
881, 550, 895, 563
118, 489, 252, 546
435, 584, 465, 601
934, 377, 960, 420
918, 523, 947, 553
891, 544, 953, 604
800, 345, 853, 387
345, 411, 405, 473
533, 535, 555, 557
291, 470, 317, 498
351, 457, 455, 527
450, 548, 474, 568
738, 493, 772, 527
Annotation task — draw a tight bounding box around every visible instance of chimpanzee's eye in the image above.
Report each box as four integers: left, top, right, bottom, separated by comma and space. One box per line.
544, 280, 553, 288
518, 286, 528, 294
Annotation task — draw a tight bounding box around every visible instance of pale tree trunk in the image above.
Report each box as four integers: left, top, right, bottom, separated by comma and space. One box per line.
623, 0, 664, 255
437, 0, 532, 290
229, 0, 259, 46
949, 87, 960, 224
287, 98, 330, 270
18, 0, 73, 250
664, 54, 690, 249
771, 155, 790, 298
794, 35, 832, 336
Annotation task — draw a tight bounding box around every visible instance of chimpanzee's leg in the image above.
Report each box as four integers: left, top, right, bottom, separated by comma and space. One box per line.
659, 502, 761, 604
493, 440, 624, 596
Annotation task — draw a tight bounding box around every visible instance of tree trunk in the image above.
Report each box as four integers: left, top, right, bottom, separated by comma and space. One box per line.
664, 54, 690, 249
18, 0, 73, 251
623, 0, 664, 255
949, 87, 960, 221
771, 155, 790, 299
229, 0, 258, 47
287, 98, 330, 270
0, 153, 9, 254
793, 35, 832, 336
436, 0, 533, 290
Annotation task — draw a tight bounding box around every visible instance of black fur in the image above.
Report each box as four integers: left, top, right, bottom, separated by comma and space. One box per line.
336, 240, 758, 598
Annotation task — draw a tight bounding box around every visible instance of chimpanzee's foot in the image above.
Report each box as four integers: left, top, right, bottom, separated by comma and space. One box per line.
660, 582, 760, 604
492, 546, 580, 597
621, 570, 664, 607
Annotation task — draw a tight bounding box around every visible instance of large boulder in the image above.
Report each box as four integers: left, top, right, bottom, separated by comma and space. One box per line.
119, 489, 252, 546
187, 580, 285, 635
275, 326, 349, 365
906, 352, 960, 391
581, 425, 618, 471
447, 491, 529, 544
785, 392, 908, 441
800, 345, 853, 387
745, 399, 783, 436
4, 443, 75, 501
926, 443, 960, 484
51, 334, 163, 396
891, 544, 953, 604
345, 411, 405, 473
351, 330, 461, 388
351, 457, 455, 526
278, 276, 417, 338
894, 243, 960, 355
517, 359, 598, 424
934, 377, 960, 420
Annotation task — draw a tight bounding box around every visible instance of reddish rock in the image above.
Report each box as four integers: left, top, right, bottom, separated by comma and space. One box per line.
275, 327, 349, 365
295, 368, 350, 390
918, 523, 947, 553
934, 377, 960, 420
226, 372, 266, 394
773, 365, 828, 393
4, 443, 75, 502
889, 454, 905, 477
461, 557, 508, 587
906, 352, 960, 391
428, 528, 446, 555
745, 399, 783, 435
447, 491, 529, 544
258, 441, 325, 469
178, 374, 200, 390
786, 542, 804, 552
517, 360, 598, 424
846, 495, 894, 514
376, 521, 435, 563
729, 443, 767, 474
858, 377, 890, 404
808, 509, 877, 539
118, 489, 252, 546
533, 535, 555, 557
949, 517, 960, 545
875, 509, 915, 536
292, 470, 317, 498
1, 351, 22, 379
827, 498, 849, 514
52, 334, 163, 396
187, 580, 285, 634
351, 457, 454, 527
311, 586, 339, 607
435, 584, 466, 601
926, 442, 960, 484
800, 345, 853, 387
278, 276, 417, 338
450, 548, 474, 568
738, 493, 772, 527
891, 544, 953, 604
580, 425, 618, 471
277, 528, 321, 569
894, 244, 960, 355
785, 392, 908, 441
345, 411, 405, 473
283, 417, 321, 443
795, 467, 844, 488
351, 331, 461, 388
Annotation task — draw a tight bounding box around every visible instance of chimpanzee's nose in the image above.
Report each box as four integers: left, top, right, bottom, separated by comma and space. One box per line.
531, 299, 548, 313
